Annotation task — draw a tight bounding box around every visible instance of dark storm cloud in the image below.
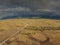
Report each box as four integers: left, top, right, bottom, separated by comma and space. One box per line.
0, 0, 60, 18
0, 0, 60, 9
8, 0, 60, 10
0, 0, 60, 10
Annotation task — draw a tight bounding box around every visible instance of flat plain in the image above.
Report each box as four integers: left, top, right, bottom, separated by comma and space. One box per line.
0, 19, 60, 45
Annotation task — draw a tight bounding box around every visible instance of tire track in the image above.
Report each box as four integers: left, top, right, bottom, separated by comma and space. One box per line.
0, 23, 29, 45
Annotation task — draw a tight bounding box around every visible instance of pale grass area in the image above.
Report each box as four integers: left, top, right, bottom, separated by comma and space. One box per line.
0, 19, 60, 45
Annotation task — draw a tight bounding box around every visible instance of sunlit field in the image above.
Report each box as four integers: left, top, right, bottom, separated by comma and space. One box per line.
0, 18, 60, 45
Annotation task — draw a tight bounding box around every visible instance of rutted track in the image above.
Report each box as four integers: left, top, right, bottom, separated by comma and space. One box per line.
0, 23, 28, 45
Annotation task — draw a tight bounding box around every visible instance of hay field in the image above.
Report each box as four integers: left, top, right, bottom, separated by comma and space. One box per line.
0, 19, 60, 45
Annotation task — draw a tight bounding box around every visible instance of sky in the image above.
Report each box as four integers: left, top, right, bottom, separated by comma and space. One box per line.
0, 0, 60, 18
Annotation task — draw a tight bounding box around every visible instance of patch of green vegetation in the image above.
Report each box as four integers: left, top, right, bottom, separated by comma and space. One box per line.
24, 26, 60, 30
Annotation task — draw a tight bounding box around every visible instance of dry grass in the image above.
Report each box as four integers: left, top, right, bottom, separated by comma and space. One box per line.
0, 19, 60, 45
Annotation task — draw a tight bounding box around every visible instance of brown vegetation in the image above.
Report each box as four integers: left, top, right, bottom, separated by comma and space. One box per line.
0, 19, 60, 45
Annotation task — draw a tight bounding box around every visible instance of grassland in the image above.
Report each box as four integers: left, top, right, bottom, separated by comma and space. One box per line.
0, 19, 60, 45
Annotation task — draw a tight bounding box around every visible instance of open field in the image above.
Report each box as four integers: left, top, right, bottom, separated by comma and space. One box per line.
0, 19, 60, 45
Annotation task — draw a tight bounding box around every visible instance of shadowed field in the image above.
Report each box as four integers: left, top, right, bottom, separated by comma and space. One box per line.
0, 19, 60, 45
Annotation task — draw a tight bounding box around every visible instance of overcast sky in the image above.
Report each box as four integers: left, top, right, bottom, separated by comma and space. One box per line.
0, 0, 59, 9
0, 0, 60, 18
